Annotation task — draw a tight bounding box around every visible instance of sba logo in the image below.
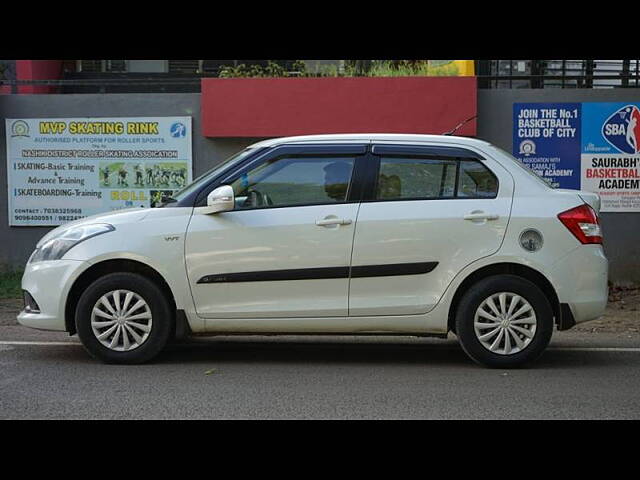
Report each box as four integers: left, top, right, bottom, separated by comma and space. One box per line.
170, 122, 187, 138
602, 105, 640, 154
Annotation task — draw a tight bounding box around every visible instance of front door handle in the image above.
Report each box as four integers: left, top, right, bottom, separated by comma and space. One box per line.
464, 212, 499, 221
316, 218, 352, 227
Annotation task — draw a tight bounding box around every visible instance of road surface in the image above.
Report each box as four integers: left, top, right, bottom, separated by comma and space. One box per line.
1, 292, 639, 419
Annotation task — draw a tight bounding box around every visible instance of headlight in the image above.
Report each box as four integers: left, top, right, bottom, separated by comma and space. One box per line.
30, 223, 115, 263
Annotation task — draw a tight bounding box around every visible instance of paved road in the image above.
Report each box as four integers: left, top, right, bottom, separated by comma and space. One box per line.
2, 323, 640, 419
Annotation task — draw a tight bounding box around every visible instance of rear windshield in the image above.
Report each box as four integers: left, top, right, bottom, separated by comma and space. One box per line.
490, 146, 554, 188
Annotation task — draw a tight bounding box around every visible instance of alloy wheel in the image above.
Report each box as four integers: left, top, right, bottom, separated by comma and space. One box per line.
90, 289, 153, 352
473, 292, 537, 355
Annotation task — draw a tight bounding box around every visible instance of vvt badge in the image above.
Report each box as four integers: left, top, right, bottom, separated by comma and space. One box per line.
602, 104, 640, 154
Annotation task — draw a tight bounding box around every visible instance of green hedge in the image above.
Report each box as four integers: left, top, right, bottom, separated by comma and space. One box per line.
0, 271, 23, 299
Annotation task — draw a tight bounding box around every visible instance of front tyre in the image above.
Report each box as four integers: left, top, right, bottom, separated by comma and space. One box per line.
75, 272, 174, 364
455, 275, 553, 368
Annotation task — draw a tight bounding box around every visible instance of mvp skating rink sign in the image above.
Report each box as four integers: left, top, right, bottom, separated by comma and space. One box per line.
5, 117, 192, 226
513, 103, 640, 212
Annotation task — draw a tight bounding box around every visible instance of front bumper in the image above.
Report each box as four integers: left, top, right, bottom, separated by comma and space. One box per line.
17, 259, 89, 332
549, 245, 608, 325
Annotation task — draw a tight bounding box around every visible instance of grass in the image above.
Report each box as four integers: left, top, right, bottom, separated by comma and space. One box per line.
218, 60, 462, 78
367, 60, 459, 77
0, 270, 23, 299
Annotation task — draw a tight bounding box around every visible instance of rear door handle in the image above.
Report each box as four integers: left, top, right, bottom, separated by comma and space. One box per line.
316, 218, 352, 227
464, 212, 499, 221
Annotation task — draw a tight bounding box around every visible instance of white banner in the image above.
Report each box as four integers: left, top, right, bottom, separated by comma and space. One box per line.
581, 155, 640, 212
5, 117, 192, 226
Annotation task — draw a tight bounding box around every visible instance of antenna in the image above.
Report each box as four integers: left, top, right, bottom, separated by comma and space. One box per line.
442, 115, 478, 136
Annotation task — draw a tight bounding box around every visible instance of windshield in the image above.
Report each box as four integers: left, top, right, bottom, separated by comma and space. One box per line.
157, 148, 256, 207
490, 145, 555, 188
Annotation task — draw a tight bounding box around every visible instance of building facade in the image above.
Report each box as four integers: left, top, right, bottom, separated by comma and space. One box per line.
1, 60, 639, 283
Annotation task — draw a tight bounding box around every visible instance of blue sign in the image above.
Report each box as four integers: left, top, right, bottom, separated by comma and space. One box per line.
513, 102, 640, 211
513, 103, 581, 189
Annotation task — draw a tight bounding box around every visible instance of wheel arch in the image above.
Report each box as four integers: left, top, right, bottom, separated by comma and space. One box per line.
65, 258, 177, 335
447, 262, 561, 333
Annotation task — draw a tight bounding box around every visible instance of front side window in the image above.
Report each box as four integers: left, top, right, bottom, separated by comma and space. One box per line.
375, 156, 498, 200
230, 156, 355, 209
164, 148, 256, 207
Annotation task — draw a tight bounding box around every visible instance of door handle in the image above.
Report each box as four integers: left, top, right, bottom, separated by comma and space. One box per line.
464, 212, 499, 221
316, 218, 352, 227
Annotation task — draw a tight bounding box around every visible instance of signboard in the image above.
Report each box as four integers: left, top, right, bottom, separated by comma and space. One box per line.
5, 117, 192, 226
581, 103, 640, 212
514, 103, 640, 212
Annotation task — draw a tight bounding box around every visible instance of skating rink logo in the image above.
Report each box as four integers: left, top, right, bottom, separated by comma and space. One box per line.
170, 122, 187, 138
10, 120, 29, 138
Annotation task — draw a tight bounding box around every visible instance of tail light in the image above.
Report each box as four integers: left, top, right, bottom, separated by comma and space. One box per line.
557, 204, 602, 245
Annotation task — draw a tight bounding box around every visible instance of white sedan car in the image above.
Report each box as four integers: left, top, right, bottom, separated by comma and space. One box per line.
18, 134, 608, 367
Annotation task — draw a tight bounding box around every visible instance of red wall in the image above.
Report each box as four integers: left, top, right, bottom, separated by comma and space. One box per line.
16, 60, 62, 94
201, 76, 477, 138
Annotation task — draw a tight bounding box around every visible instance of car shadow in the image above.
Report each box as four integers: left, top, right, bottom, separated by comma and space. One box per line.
153, 337, 633, 370
157, 338, 470, 366
24, 337, 639, 371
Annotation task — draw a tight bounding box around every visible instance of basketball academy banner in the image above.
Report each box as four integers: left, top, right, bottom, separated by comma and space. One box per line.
513, 103, 640, 212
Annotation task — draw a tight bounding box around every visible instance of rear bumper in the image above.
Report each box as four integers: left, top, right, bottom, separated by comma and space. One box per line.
549, 245, 608, 325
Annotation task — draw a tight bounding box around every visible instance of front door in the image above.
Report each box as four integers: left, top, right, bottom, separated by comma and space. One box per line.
185, 146, 365, 319
349, 143, 514, 316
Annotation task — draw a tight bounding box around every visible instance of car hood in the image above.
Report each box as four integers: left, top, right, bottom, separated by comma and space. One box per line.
36, 207, 151, 247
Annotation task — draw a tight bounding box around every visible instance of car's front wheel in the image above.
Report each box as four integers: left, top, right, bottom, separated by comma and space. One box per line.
75, 272, 173, 364
455, 275, 554, 368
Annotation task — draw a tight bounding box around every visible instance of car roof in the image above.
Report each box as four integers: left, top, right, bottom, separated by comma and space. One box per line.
247, 134, 493, 149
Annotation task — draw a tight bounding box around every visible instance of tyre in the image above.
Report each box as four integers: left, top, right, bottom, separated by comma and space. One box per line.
455, 274, 553, 368
75, 272, 174, 364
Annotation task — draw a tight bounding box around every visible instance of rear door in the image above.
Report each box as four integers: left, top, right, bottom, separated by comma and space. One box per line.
349, 143, 514, 316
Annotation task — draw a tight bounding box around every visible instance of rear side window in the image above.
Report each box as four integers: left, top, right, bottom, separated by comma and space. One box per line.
377, 157, 457, 199
457, 160, 498, 198
375, 157, 498, 200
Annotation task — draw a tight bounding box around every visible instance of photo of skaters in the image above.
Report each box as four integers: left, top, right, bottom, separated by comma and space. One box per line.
101, 164, 111, 186
99, 162, 188, 189
134, 164, 145, 186
150, 190, 175, 208
118, 165, 129, 187
147, 162, 188, 188
99, 162, 129, 187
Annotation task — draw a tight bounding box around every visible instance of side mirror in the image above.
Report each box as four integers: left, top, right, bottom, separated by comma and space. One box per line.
203, 185, 235, 214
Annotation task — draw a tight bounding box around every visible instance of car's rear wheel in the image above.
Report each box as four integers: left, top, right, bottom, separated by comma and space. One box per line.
75, 272, 173, 364
455, 274, 553, 368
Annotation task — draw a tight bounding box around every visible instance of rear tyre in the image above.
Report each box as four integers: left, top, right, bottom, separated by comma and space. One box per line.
75, 272, 174, 364
455, 274, 553, 368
